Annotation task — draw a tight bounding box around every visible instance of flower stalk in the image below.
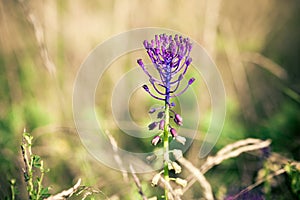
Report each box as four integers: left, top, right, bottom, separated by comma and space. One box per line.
138, 34, 194, 199
163, 103, 170, 199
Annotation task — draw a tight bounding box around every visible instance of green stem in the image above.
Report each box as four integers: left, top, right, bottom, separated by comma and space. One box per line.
36, 161, 44, 200
10, 179, 16, 200
163, 103, 170, 200
22, 133, 34, 199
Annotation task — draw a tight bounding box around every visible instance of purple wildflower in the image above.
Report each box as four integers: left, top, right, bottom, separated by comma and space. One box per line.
137, 34, 194, 104
138, 34, 194, 145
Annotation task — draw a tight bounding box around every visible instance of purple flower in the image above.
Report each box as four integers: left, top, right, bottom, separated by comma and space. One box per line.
138, 34, 195, 145
137, 34, 195, 104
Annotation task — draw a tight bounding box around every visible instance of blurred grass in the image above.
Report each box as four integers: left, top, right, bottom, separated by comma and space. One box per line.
0, 0, 299, 199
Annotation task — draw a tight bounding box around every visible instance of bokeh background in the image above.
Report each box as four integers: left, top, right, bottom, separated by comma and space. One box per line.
0, 0, 299, 199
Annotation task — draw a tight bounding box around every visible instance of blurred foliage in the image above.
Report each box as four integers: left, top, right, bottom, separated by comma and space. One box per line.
285, 163, 300, 198
0, 0, 299, 199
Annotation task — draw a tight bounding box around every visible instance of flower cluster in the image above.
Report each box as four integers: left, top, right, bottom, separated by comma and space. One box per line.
147, 104, 187, 145
137, 34, 195, 146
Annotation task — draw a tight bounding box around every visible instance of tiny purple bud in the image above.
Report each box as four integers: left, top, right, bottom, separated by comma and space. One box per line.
151, 135, 161, 146
188, 78, 195, 85
170, 128, 178, 137
186, 57, 192, 66
170, 102, 176, 107
142, 85, 149, 92
137, 59, 144, 66
157, 111, 164, 119
148, 108, 156, 114
159, 120, 165, 130
143, 40, 148, 48
178, 74, 183, 81
148, 122, 158, 130
174, 114, 183, 126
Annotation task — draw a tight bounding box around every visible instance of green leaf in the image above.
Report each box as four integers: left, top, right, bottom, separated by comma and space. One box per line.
24, 172, 30, 182
32, 155, 41, 168
285, 164, 300, 197
41, 187, 50, 198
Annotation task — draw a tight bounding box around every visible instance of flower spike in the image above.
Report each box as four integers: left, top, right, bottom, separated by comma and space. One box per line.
138, 34, 195, 199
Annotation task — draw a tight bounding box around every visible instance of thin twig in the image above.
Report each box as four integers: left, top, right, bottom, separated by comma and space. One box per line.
130, 165, 148, 200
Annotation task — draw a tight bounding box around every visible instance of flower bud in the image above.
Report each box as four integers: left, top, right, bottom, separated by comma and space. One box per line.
174, 114, 183, 126
151, 135, 161, 146
159, 120, 165, 130
186, 57, 192, 66
170, 128, 178, 137
137, 59, 144, 66
148, 108, 156, 114
151, 173, 161, 186
142, 85, 149, 92
148, 122, 158, 130
168, 161, 182, 174
175, 136, 186, 145
188, 78, 195, 85
157, 111, 164, 119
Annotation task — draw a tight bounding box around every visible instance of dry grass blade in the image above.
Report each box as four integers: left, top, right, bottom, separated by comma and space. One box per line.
221, 19, 256, 120
183, 139, 271, 194
106, 130, 129, 182
18, 0, 56, 76
232, 168, 286, 199
45, 178, 81, 200
215, 138, 266, 156
174, 152, 214, 200
201, 138, 271, 174
130, 165, 148, 200
159, 177, 178, 200
203, 0, 222, 58
241, 52, 288, 80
